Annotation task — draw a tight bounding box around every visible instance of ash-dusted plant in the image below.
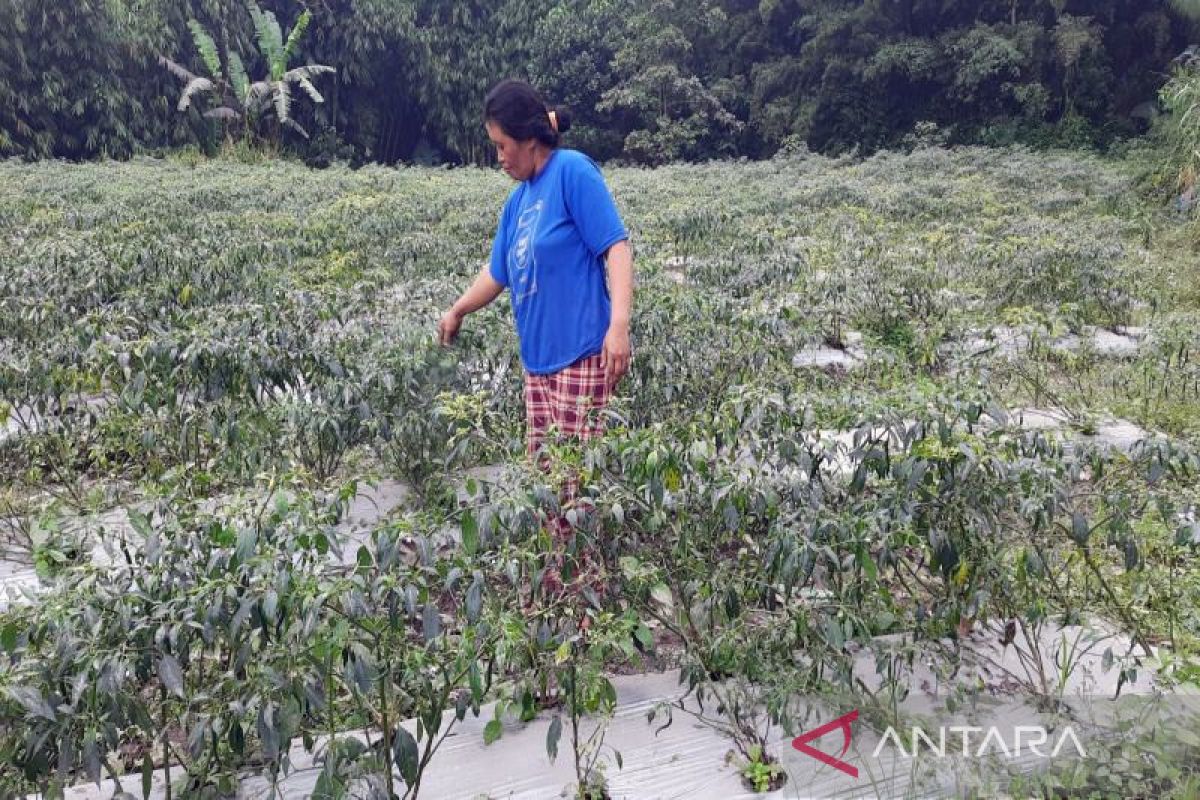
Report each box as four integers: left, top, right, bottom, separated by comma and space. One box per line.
0, 469, 500, 798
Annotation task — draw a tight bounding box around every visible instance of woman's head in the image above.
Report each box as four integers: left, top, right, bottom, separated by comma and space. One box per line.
484, 79, 573, 180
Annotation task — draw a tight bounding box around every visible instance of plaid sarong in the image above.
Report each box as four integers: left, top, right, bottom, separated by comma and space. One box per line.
524, 351, 611, 460
523, 351, 613, 602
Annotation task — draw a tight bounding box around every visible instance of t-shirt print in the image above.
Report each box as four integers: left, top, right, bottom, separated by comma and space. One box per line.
510, 199, 544, 309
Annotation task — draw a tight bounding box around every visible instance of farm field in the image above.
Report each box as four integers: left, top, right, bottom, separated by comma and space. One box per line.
2, 148, 1200, 798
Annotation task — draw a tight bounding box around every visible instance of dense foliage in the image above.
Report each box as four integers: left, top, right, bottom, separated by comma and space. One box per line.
1, 148, 1199, 796
1, 0, 1197, 163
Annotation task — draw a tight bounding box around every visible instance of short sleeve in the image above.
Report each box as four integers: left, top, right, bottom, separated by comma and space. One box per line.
488, 198, 512, 286
563, 154, 628, 258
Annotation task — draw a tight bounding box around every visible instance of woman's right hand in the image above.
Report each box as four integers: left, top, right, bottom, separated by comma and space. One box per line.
438, 308, 463, 346
438, 267, 504, 346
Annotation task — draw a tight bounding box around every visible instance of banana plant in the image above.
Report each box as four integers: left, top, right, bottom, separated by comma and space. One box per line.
245, 3, 335, 139
159, 2, 334, 141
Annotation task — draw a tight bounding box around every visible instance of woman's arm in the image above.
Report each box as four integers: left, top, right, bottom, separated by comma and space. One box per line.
439, 264, 505, 345
601, 239, 633, 387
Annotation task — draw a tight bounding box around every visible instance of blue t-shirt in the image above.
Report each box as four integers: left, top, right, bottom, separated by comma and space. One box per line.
489, 148, 628, 375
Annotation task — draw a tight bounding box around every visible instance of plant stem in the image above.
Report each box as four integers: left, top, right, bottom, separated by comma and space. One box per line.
570, 661, 584, 797
161, 684, 172, 800
379, 648, 395, 799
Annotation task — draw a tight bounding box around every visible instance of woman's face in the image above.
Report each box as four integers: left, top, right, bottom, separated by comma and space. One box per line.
486, 120, 537, 181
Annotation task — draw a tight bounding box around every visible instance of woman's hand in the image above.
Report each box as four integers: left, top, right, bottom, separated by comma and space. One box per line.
601, 322, 631, 388
438, 267, 505, 346
438, 308, 463, 346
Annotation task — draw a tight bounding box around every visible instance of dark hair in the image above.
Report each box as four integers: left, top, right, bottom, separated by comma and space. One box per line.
484, 79, 573, 147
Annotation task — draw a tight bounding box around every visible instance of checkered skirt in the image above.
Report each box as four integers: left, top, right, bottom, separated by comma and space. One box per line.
524, 351, 611, 459
525, 351, 614, 599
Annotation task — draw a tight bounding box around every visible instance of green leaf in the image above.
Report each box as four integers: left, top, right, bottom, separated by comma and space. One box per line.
186, 19, 222, 79
313, 772, 340, 800
356, 545, 372, 572
465, 575, 483, 624
236, 527, 258, 563
257, 703, 280, 761
231, 598, 254, 636
634, 624, 654, 651
1070, 511, 1090, 545
1, 622, 18, 652
127, 509, 154, 539
422, 603, 440, 642
283, 9, 313, 64
158, 655, 185, 697
1124, 539, 1140, 571
455, 692, 469, 721
262, 589, 279, 623
228, 719, 245, 756
849, 465, 867, 493
469, 661, 483, 706
228, 51, 250, 104
7, 685, 56, 721
393, 726, 419, 785
142, 755, 153, 800
249, 3, 286, 79
462, 509, 479, 555
601, 678, 617, 709
856, 544, 878, 579
187, 717, 207, 759
83, 733, 101, 786
1176, 726, 1200, 747
722, 501, 740, 531
483, 719, 502, 746
546, 715, 562, 762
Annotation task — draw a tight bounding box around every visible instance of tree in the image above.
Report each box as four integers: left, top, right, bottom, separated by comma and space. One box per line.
301, 0, 424, 163
528, 0, 629, 159
1052, 13, 1104, 117
3, 0, 1199, 162
406, 0, 559, 164
0, 0, 170, 159
598, 0, 742, 164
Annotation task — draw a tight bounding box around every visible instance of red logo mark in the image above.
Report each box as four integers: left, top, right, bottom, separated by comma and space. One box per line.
791, 709, 859, 778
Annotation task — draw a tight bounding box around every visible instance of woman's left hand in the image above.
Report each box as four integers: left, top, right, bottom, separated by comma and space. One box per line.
600, 323, 631, 389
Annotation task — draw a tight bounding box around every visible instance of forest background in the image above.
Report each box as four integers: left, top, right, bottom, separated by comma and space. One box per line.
3, 0, 1199, 168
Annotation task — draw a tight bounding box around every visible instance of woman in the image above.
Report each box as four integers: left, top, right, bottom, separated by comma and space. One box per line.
438, 79, 633, 457
437, 79, 633, 596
